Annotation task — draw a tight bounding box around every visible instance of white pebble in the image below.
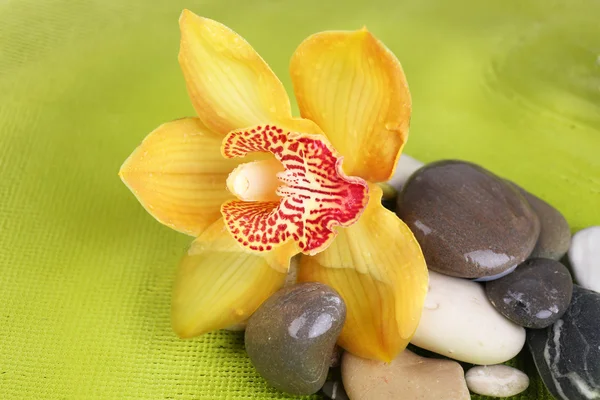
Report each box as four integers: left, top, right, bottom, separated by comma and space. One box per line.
465, 365, 530, 397
411, 271, 525, 365
387, 154, 424, 190
569, 226, 600, 293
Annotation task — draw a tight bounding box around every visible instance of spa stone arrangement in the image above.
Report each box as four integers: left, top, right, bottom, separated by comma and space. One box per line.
116, 12, 600, 399
242, 156, 600, 400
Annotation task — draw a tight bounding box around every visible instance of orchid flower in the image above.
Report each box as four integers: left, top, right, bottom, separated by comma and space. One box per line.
119, 9, 428, 362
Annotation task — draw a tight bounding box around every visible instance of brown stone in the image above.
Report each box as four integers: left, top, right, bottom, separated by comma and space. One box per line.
341, 349, 470, 400
517, 187, 571, 261
397, 160, 540, 279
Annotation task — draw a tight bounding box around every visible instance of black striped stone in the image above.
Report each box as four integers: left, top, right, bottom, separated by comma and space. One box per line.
527, 285, 600, 399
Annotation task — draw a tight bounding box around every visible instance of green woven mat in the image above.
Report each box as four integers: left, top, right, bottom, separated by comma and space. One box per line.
1, 0, 599, 399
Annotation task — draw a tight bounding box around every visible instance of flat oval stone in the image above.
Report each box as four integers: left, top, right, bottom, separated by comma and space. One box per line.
342, 349, 469, 400
397, 160, 540, 279
514, 185, 571, 260
245, 282, 345, 395
527, 285, 600, 400
465, 365, 530, 397
411, 270, 525, 365
569, 226, 600, 293
485, 258, 573, 329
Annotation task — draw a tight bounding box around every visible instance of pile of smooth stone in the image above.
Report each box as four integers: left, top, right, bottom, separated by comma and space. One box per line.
239, 157, 600, 400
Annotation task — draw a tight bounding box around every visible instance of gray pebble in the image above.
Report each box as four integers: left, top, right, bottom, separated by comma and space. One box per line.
245, 283, 346, 395
512, 184, 571, 260
486, 258, 573, 329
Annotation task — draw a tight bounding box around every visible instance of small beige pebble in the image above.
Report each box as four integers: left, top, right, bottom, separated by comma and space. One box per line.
465, 365, 529, 397
342, 349, 469, 400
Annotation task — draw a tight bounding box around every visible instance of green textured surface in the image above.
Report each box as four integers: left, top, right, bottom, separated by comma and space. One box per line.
1, 0, 599, 399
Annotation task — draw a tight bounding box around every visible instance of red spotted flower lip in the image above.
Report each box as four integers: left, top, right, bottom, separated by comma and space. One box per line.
220, 124, 369, 255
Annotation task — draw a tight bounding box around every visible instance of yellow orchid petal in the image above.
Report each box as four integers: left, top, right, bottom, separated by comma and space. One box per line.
172, 218, 297, 338
298, 184, 428, 361
119, 117, 243, 236
290, 28, 411, 183
178, 10, 291, 135
220, 124, 369, 255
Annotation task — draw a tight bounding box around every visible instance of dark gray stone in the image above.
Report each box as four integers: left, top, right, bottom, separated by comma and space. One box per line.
396, 160, 540, 279
510, 183, 571, 260
527, 286, 600, 399
486, 258, 573, 328
245, 282, 346, 395
321, 380, 350, 400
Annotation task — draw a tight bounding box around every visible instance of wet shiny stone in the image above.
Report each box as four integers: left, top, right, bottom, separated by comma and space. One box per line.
397, 160, 540, 279
245, 282, 346, 395
527, 286, 600, 400
486, 258, 573, 329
